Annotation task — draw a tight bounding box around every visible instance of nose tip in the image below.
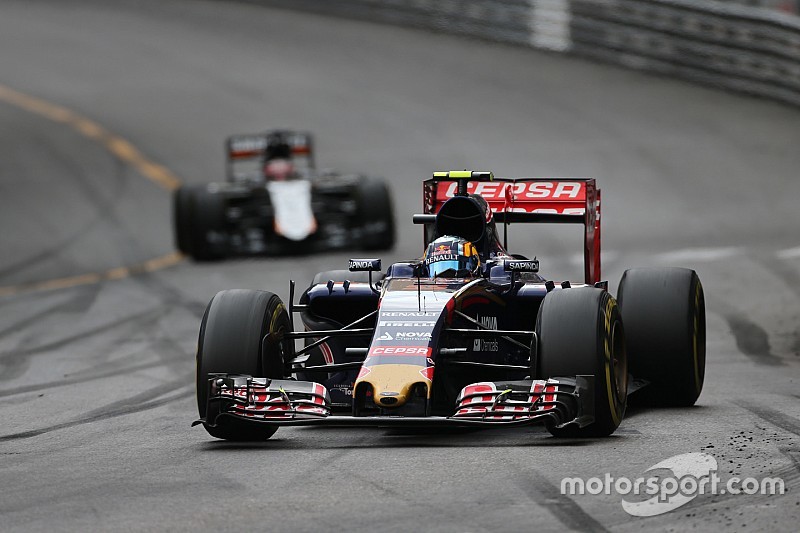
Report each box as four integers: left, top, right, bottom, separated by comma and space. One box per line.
379, 396, 399, 406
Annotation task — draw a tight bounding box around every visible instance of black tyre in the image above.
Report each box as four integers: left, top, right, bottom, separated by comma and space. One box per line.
356, 177, 395, 250
196, 289, 291, 441
536, 288, 627, 437
173, 186, 193, 255
618, 267, 705, 407
172, 185, 226, 261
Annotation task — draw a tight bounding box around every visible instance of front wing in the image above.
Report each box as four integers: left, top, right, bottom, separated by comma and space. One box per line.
195, 374, 595, 430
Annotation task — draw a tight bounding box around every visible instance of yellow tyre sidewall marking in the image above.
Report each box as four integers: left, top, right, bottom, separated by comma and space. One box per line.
603, 296, 621, 426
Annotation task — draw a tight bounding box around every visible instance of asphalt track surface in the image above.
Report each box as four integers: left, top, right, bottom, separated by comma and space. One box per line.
1, 1, 800, 531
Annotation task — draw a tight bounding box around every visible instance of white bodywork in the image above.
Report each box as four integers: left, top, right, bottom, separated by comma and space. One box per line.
267, 180, 317, 241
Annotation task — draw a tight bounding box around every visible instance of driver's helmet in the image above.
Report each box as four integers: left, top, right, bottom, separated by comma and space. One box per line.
423, 235, 481, 278
264, 158, 296, 181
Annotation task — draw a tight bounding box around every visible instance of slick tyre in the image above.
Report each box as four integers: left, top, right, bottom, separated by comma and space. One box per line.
196, 290, 291, 441
173, 185, 226, 261
356, 177, 395, 250
536, 288, 627, 437
618, 268, 705, 407
173, 186, 193, 255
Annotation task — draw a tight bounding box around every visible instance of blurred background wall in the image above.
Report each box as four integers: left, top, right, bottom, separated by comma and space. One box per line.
238, 0, 800, 107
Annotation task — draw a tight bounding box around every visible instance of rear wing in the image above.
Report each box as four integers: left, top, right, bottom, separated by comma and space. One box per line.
225, 130, 315, 182
422, 172, 601, 285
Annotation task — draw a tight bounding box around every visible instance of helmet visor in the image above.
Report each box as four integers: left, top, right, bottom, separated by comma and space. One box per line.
427, 257, 478, 278
428, 259, 461, 278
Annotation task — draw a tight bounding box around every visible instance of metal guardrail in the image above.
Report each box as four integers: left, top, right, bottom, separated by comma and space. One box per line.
241, 0, 800, 106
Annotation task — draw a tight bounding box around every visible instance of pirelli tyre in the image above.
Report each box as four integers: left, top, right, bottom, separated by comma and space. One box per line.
196, 290, 291, 441
618, 267, 705, 407
173, 185, 226, 261
536, 288, 627, 437
355, 177, 395, 250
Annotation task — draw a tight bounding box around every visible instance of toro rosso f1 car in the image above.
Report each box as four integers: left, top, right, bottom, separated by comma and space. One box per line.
173, 130, 395, 260
193, 171, 706, 440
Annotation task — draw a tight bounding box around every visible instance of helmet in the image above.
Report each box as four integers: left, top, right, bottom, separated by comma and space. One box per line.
264, 158, 296, 181
423, 235, 481, 278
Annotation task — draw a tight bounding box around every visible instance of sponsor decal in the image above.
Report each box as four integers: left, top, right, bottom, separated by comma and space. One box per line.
394, 331, 432, 339
379, 321, 436, 327
369, 346, 432, 356
349, 258, 381, 271
478, 315, 498, 329
439, 181, 585, 201
473, 315, 499, 352
504, 259, 540, 272
473, 339, 499, 352
376, 330, 431, 343
330, 383, 354, 397
381, 312, 439, 317
229, 135, 267, 153
424, 254, 458, 265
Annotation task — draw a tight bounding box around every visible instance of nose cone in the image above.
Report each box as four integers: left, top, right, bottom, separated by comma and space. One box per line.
355, 364, 431, 408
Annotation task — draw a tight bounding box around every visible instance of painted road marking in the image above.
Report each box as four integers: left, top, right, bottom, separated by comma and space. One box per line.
0, 84, 181, 191
0, 252, 184, 298
0, 83, 184, 298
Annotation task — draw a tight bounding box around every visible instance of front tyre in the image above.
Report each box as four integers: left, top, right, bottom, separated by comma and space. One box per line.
618, 267, 705, 407
196, 290, 291, 441
536, 288, 627, 437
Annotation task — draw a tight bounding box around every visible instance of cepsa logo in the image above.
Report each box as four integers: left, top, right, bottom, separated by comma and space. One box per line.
369, 346, 432, 356
438, 181, 585, 201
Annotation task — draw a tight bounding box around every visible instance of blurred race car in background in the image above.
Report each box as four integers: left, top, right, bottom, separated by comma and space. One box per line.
173, 130, 395, 260
193, 171, 706, 441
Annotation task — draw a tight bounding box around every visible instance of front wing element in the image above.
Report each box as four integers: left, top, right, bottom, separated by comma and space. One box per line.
452, 376, 594, 429
196, 375, 594, 430
196, 375, 331, 428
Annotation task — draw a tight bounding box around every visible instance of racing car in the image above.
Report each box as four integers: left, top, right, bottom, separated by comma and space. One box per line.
193, 171, 706, 440
173, 130, 395, 260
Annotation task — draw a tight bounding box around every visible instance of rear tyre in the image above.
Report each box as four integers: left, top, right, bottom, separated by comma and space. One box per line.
536, 288, 627, 437
172, 185, 226, 261
196, 290, 291, 441
618, 268, 705, 407
355, 177, 395, 250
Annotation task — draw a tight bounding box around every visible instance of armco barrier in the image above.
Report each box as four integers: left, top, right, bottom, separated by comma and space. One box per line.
239, 0, 800, 106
